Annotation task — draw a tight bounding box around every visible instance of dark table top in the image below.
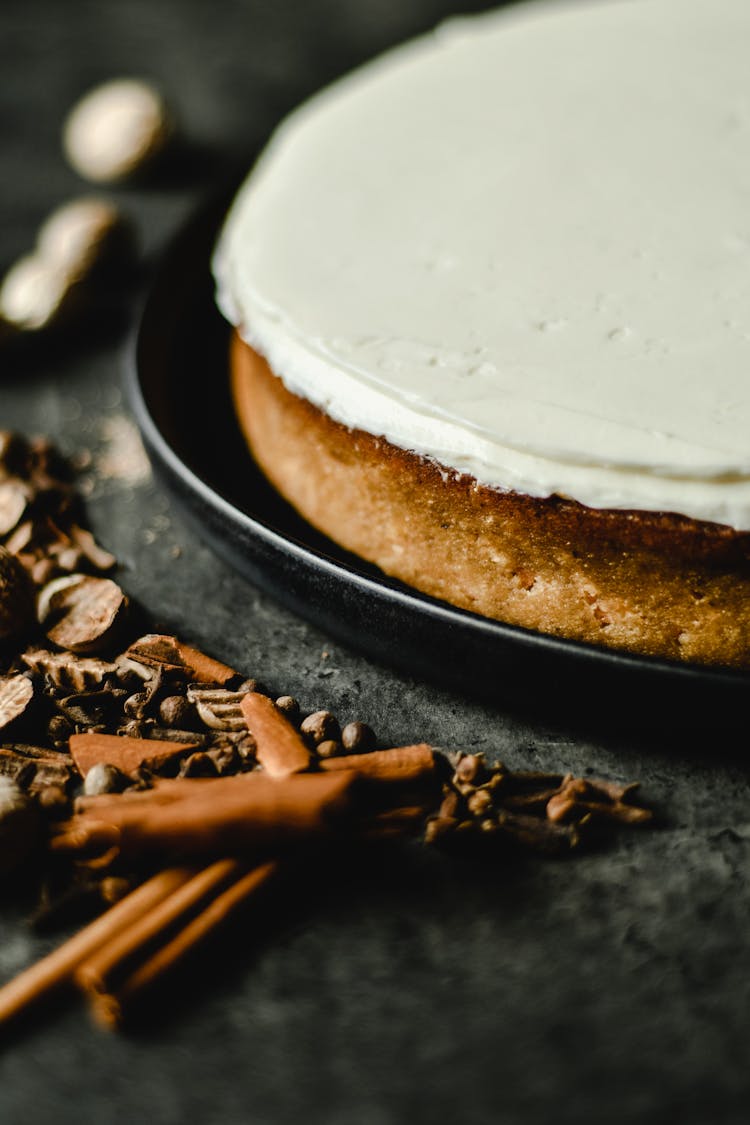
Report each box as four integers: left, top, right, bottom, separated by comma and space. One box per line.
1, 2, 749, 1122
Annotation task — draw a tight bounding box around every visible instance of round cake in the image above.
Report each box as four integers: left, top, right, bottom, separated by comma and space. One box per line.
214, 0, 750, 668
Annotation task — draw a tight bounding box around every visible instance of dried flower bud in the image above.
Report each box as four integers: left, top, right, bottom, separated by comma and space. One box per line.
47, 714, 74, 746
453, 753, 486, 788
340, 720, 375, 754
467, 789, 493, 817
300, 710, 340, 747
63, 79, 173, 184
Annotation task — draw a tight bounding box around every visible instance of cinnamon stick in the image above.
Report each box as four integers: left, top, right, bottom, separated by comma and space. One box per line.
81, 860, 280, 1030
240, 692, 311, 777
52, 770, 358, 863
0, 866, 194, 1028
75, 858, 245, 997
320, 744, 437, 784
69, 732, 199, 778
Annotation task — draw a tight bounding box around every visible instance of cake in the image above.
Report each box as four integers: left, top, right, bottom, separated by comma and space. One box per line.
214, 0, 750, 668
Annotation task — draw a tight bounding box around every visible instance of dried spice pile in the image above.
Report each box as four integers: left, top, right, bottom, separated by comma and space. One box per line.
0, 430, 652, 1032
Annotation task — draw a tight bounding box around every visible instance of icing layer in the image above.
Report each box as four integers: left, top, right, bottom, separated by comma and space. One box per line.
214, 0, 750, 531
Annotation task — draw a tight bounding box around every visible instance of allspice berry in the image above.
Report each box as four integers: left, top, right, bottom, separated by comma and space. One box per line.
0, 544, 34, 641
63, 79, 172, 183
300, 710, 340, 747
83, 762, 128, 797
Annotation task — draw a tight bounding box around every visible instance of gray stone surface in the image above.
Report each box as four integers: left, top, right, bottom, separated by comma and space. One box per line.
1, 2, 749, 1122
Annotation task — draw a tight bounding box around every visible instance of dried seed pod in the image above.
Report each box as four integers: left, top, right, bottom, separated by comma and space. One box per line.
0, 777, 40, 877
186, 685, 247, 731
0, 675, 34, 732
36, 197, 133, 280
21, 648, 117, 692
341, 721, 375, 754
0, 545, 35, 641
275, 695, 300, 724
453, 753, 487, 791
37, 573, 127, 653
83, 762, 128, 796
0, 254, 78, 332
63, 79, 173, 184
300, 710, 340, 747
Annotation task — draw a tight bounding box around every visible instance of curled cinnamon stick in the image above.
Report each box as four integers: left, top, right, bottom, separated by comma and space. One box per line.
75, 858, 245, 998
52, 770, 358, 863
240, 692, 311, 777
320, 744, 438, 784
0, 866, 194, 1028
82, 860, 280, 1030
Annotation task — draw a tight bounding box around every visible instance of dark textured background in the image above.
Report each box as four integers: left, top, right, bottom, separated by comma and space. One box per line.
1, 2, 749, 1122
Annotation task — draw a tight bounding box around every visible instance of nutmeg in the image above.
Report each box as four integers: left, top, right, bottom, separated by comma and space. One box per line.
62, 78, 173, 183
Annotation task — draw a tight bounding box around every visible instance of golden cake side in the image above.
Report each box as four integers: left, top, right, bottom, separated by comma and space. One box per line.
231, 332, 750, 667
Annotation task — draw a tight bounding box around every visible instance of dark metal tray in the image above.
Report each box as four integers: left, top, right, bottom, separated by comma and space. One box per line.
126, 200, 750, 725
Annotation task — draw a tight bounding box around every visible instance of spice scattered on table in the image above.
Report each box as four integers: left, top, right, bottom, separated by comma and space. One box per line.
62, 79, 174, 184
0, 430, 653, 1032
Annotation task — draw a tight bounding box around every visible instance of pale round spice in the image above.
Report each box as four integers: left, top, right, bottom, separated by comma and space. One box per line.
36, 197, 132, 279
0, 254, 75, 331
63, 79, 172, 183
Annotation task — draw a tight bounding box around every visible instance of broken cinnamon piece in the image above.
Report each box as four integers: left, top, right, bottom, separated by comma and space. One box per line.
240, 692, 311, 778
69, 732, 199, 778
125, 634, 238, 685
51, 770, 358, 863
0, 866, 194, 1028
319, 744, 437, 784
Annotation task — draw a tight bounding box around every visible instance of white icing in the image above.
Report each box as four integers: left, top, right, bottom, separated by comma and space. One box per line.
214, 0, 750, 531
